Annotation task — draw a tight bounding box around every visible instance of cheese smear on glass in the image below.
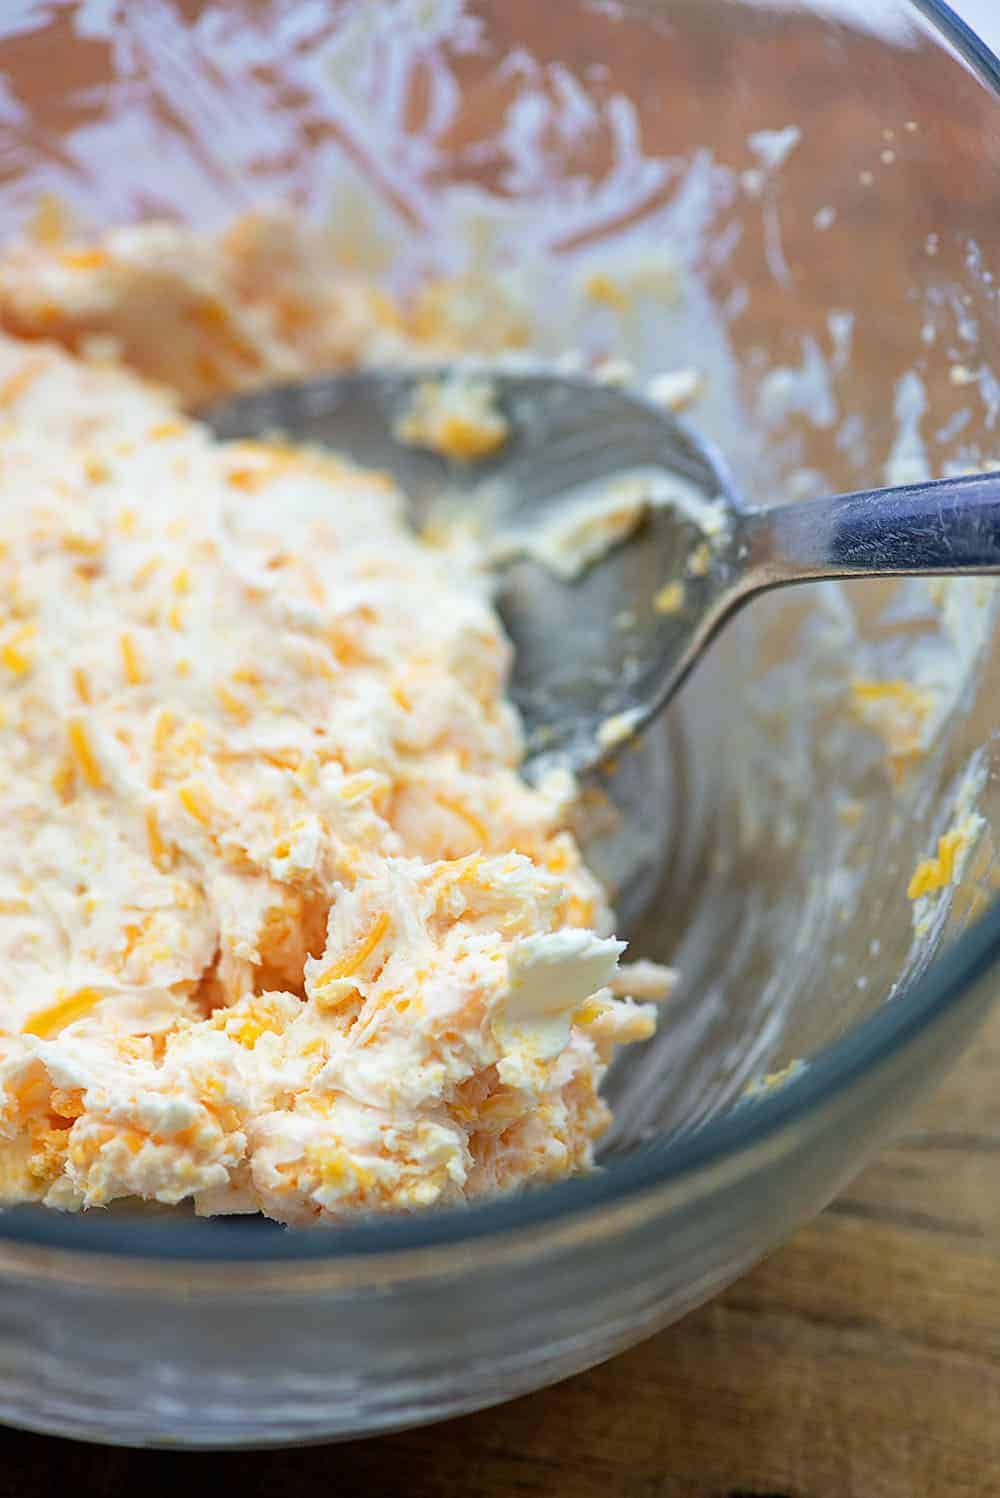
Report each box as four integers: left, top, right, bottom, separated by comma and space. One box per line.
0, 213, 670, 1225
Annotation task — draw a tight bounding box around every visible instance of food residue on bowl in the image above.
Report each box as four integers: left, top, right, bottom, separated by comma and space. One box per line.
394, 374, 510, 463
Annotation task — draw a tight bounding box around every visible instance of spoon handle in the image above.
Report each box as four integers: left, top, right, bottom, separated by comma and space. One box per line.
743, 470, 1000, 586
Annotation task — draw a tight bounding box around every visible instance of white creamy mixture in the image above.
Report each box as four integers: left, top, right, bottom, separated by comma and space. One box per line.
0, 213, 671, 1225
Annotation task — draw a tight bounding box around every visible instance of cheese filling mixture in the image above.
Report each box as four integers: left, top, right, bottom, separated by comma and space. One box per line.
0, 214, 669, 1225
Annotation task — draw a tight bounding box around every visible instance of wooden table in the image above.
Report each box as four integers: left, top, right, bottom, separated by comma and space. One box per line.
0, 999, 995, 1496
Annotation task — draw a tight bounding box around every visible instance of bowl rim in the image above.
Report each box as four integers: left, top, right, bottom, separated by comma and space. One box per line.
0, 0, 997, 1267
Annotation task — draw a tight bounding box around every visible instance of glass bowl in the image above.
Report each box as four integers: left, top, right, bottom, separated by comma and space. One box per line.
0, 0, 998, 1449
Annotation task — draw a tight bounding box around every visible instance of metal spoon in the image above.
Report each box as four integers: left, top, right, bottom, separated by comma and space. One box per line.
204, 369, 1000, 779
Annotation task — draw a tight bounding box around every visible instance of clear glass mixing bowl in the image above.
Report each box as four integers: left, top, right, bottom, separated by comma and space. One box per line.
0, 0, 998, 1449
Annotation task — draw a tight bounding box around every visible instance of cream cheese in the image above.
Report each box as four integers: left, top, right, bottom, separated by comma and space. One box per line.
0, 215, 669, 1225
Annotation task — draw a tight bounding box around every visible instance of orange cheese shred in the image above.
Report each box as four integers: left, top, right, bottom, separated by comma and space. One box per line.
318, 912, 390, 984
24, 987, 104, 1038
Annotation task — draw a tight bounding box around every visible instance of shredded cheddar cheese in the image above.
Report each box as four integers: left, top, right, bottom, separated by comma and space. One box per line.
215, 684, 250, 723
395, 377, 509, 464
1, 622, 36, 678
317, 912, 390, 985
177, 780, 215, 826
907, 815, 981, 902
145, 807, 169, 868
653, 580, 686, 614
67, 717, 105, 789
0, 211, 666, 1226
120, 632, 144, 686
436, 794, 489, 848
0, 359, 46, 410
59, 247, 108, 271
24, 987, 105, 1038
584, 271, 630, 311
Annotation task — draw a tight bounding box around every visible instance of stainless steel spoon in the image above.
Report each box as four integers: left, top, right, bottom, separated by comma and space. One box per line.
204, 370, 1000, 779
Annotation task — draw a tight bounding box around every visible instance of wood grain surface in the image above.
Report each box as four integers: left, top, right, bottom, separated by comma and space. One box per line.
0, 999, 995, 1496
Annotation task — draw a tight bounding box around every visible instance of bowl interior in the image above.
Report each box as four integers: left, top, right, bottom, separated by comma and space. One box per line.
0, 0, 998, 1219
